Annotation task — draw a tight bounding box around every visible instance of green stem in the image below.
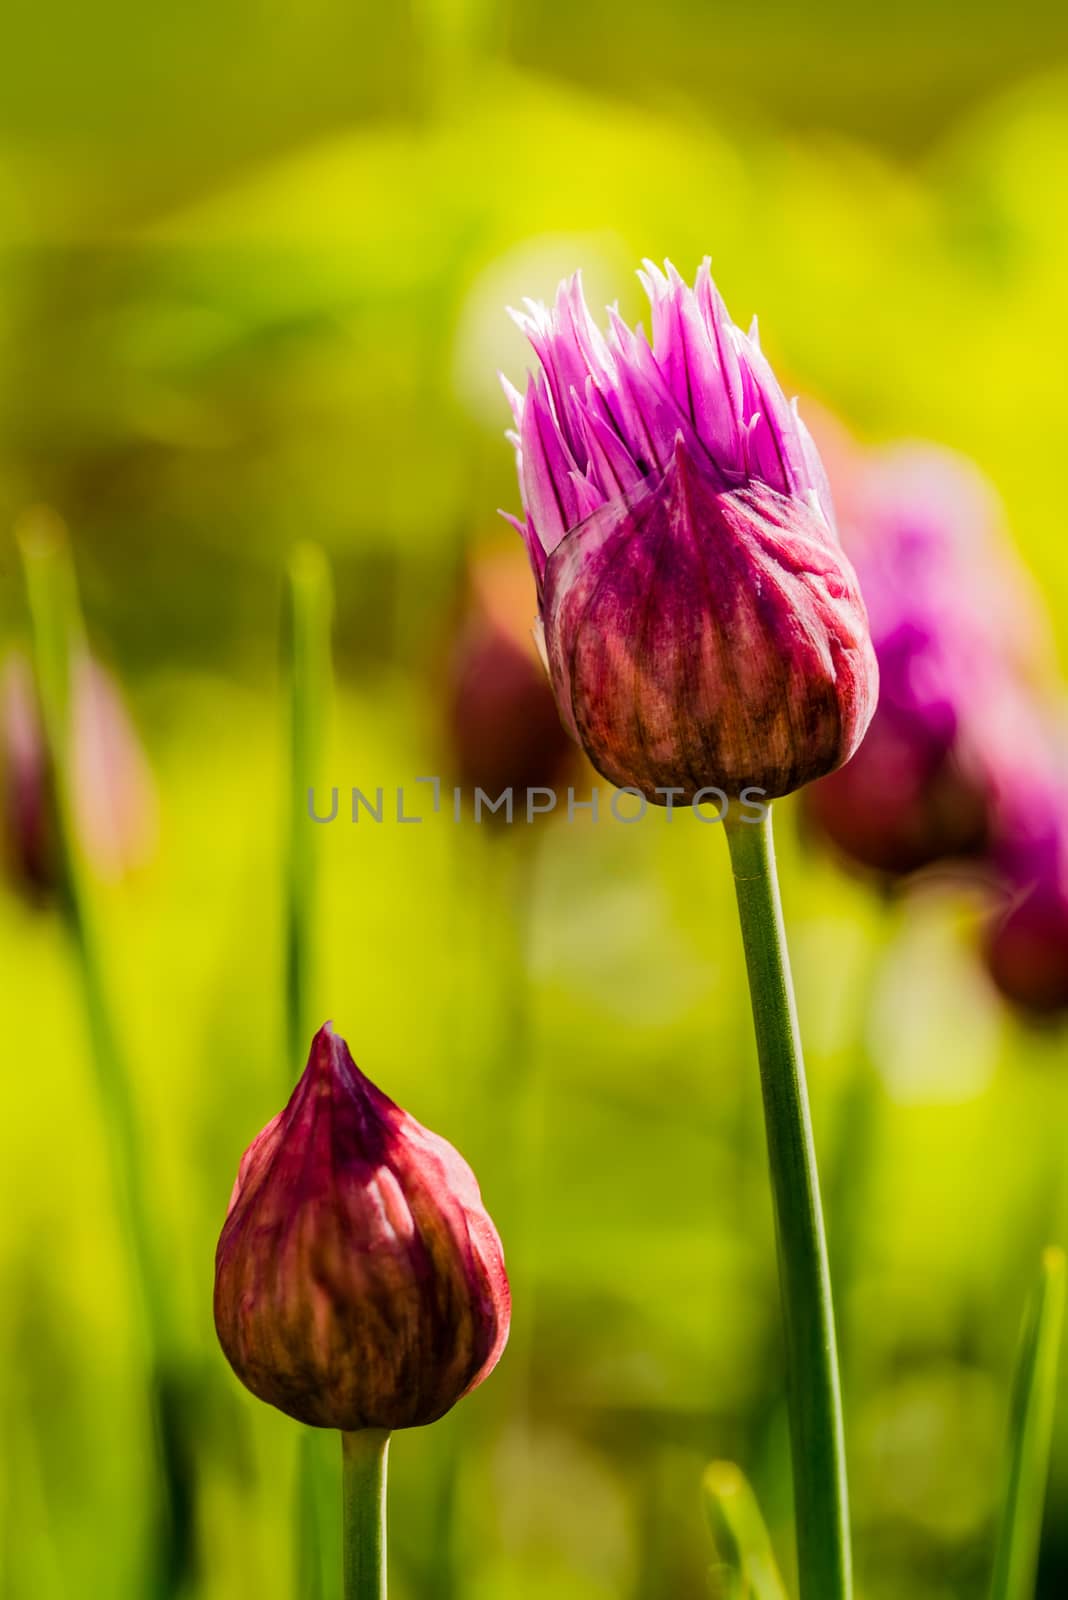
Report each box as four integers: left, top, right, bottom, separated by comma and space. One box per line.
341, 1430, 390, 1600
989, 1247, 1066, 1600
724, 808, 851, 1600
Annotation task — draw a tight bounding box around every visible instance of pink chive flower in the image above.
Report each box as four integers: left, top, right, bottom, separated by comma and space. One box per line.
807, 444, 1053, 878
501, 261, 878, 802
214, 1024, 510, 1431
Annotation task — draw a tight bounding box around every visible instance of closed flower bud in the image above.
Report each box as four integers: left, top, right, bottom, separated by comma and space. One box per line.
214, 1024, 510, 1430
501, 262, 878, 801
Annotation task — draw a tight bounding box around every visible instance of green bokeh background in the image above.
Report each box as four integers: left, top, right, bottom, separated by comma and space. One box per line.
2, 4, 1068, 1596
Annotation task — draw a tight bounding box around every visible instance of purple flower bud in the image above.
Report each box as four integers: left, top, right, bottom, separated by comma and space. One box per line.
214, 1025, 510, 1431
502, 262, 877, 801
445, 550, 576, 808
1, 652, 54, 896
807, 443, 1053, 877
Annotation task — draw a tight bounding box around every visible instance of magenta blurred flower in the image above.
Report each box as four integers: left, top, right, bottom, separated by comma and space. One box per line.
502, 262, 877, 802
214, 1024, 510, 1431
446, 548, 575, 807
807, 444, 1053, 877
1, 648, 156, 897
981, 730, 1068, 1018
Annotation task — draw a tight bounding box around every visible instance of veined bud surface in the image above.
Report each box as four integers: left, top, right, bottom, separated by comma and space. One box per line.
214, 1024, 510, 1430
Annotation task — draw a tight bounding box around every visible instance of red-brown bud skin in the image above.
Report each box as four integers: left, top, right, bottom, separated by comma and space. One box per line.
541, 451, 877, 802
214, 1025, 510, 1431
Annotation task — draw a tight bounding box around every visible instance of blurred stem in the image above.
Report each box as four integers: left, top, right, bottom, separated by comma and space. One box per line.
341, 1431, 390, 1600
989, 1247, 1066, 1600
20, 524, 169, 1350
283, 546, 335, 1597
824, 897, 898, 1369
702, 1461, 788, 1600
20, 521, 186, 1595
724, 809, 851, 1600
285, 543, 334, 1072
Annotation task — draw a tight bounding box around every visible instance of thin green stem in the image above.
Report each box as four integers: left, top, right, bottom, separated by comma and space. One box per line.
284, 542, 334, 1073
990, 1247, 1066, 1600
724, 808, 851, 1600
341, 1430, 390, 1600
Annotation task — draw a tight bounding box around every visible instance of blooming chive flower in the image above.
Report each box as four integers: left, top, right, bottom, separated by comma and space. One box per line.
214, 1024, 510, 1431
807, 444, 1054, 877
502, 262, 878, 801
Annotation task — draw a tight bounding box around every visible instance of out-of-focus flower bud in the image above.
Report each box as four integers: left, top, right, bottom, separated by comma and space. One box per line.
986, 882, 1068, 1019
982, 734, 1068, 1019
446, 549, 575, 806
214, 1024, 510, 1431
501, 262, 877, 802
806, 444, 1053, 877
0, 648, 156, 897
1, 653, 53, 896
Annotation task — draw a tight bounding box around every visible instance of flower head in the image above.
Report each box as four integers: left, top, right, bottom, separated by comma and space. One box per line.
807, 443, 1053, 877
214, 1025, 510, 1431
502, 262, 877, 801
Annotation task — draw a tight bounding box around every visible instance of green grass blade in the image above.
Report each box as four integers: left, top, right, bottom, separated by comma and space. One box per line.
703, 1461, 788, 1600
989, 1246, 1066, 1600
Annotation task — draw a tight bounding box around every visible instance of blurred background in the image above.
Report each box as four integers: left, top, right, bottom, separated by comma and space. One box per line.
3, 3, 1068, 1597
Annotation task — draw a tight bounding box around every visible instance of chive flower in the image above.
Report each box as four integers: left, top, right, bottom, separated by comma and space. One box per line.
502, 261, 877, 802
